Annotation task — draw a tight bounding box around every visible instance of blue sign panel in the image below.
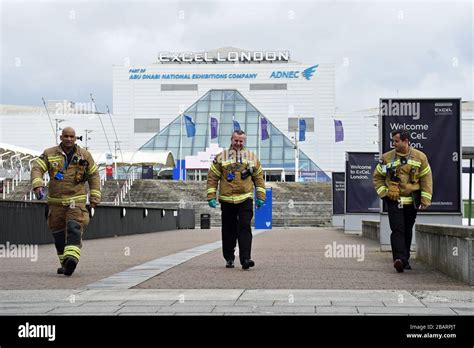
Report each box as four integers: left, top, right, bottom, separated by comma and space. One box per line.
172, 160, 186, 180
255, 187, 272, 229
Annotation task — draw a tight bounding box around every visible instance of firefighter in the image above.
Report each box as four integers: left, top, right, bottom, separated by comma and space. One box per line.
207, 130, 266, 270
373, 129, 432, 273
31, 127, 101, 276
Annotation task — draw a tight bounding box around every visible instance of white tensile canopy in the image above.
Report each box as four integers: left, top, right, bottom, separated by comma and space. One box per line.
92, 150, 175, 168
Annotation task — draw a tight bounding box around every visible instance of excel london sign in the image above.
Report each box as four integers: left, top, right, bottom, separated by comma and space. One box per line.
157, 50, 290, 63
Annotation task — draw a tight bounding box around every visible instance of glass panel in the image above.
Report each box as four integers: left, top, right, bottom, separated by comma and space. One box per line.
260, 147, 270, 160
154, 135, 167, 148
284, 146, 294, 161
195, 112, 208, 123
210, 90, 222, 100
221, 113, 233, 124
169, 123, 181, 135
222, 102, 234, 112
186, 104, 197, 113
195, 123, 207, 136
299, 159, 310, 171
271, 147, 283, 160
235, 92, 245, 101
182, 135, 194, 147
193, 135, 206, 148
271, 135, 283, 147
245, 135, 257, 148
185, 109, 196, 118
283, 135, 294, 147
234, 112, 245, 122
197, 100, 209, 112
245, 122, 257, 135
235, 101, 246, 112
141, 138, 154, 149
223, 91, 235, 100
181, 147, 192, 157
247, 103, 257, 112
219, 135, 230, 146
234, 113, 245, 127
270, 160, 284, 168
247, 112, 259, 123
210, 101, 221, 112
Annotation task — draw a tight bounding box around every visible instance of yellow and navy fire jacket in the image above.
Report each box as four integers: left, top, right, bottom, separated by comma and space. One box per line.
31, 144, 101, 206
373, 148, 433, 207
207, 147, 266, 204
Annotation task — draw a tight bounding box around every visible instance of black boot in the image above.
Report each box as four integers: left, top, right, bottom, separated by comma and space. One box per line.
63, 257, 78, 276
242, 259, 255, 270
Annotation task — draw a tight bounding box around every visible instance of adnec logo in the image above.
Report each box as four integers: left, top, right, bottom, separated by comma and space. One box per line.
269, 64, 319, 80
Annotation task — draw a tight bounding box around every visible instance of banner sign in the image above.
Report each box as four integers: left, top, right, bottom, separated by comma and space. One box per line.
345, 152, 379, 214
332, 172, 345, 215
380, 98, 461, 212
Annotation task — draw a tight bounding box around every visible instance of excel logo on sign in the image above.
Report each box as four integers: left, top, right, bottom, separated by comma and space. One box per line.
434, 102, 453, 116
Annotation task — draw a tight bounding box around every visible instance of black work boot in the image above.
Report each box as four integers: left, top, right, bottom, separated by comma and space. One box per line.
63, 257, 78, 276
242, 259, 255, 270
225, 260, 235, 268
394, 259, 404, 273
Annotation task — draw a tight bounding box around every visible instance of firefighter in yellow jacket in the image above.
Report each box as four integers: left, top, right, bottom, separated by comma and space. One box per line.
207, 130, 266, 270
373, 129, 432, 273
31, 127, 101, 276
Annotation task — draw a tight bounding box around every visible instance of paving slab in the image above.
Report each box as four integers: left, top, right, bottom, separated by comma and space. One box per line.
135, 227, 472, 290
0, 228, 222, 290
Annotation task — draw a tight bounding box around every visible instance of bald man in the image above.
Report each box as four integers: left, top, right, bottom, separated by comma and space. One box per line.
31, 127, 101, 276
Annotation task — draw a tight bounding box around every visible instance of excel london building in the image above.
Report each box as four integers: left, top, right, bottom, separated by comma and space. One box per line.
113, 47, 336, 181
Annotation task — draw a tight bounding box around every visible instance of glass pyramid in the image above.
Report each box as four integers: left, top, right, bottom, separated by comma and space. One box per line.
140, 89, 329, 181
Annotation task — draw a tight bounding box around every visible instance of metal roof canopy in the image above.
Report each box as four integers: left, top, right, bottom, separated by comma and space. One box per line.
0, 143, 41, 157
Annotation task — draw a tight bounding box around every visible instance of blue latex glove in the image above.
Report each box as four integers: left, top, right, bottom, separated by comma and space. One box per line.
35, 187, 44, 200
256, 199, 265, 209
208, 199, 217, 208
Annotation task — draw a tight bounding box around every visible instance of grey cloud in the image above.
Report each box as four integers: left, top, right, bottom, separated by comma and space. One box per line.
1, 0, 472, 112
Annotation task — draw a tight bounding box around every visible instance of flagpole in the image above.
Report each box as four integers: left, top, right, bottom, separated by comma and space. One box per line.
208, 114, 211, 149
257, 113, 261, 159
295, 115, 299, 182
179, 113, 183, 181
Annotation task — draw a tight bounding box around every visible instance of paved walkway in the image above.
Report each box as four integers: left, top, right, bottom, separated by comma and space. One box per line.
0, 227, 472, 315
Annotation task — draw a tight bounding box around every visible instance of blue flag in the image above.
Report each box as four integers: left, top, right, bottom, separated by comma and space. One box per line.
184, 115, 195, 137
210, 117, 218, 139
334, 119, 344, 142
261, 117, 269, 140
299, 119, 306, 142
233, 121, 241, 131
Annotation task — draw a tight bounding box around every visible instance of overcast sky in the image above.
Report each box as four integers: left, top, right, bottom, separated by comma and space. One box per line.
1, 0, 472, 112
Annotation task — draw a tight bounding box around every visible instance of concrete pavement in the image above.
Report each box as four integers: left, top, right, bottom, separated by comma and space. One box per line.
0, 227, 472, 315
